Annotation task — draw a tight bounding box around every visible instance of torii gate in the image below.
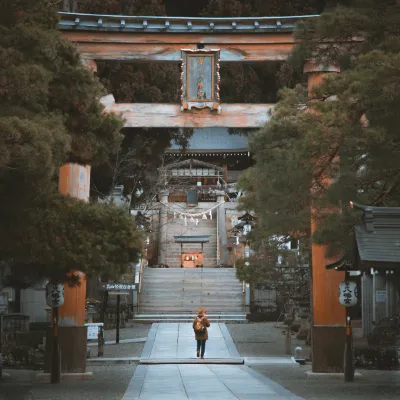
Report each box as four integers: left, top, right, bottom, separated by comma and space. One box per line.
58, 12, 346, 374
58, 12, 320, 128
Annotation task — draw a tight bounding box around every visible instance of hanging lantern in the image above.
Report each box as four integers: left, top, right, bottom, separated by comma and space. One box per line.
184, 217, 187, 226
45, 282, 65, 308
243, 223, 252, 235
209, 210, 212, 220
338, 281, 358, 307
195, 219, 199, 226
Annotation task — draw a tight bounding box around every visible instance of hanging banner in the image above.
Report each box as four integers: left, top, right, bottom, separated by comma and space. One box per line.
181, 49, 221, 113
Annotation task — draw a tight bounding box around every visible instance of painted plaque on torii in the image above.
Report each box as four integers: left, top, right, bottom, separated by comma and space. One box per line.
180, 49, 221, 114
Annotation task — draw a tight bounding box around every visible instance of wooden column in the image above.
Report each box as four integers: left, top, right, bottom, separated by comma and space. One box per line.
81, 58, 97, 73
58, 163, 90, 326
304, 62, 346, 373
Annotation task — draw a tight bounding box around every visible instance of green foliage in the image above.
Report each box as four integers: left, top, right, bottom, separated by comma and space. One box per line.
75, 0, 191, 200
8, 194, 143, 281
76, 0, 167, 15
0, 0, 142, 282
239, 1, 400, 276
201, 0, 326, 16
201, 0, 325, 112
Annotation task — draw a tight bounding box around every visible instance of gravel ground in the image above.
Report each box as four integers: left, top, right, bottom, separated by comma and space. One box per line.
253, 365, 400, 400
88, 323, 151, 358
227, 322, 311, 358
103, 323, 151, 342
227, 322, 400, 400
0, 324, 150, 400
0, 365, 137, 400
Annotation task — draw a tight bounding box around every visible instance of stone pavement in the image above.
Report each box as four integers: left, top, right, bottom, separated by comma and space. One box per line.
122, 323, 302, 399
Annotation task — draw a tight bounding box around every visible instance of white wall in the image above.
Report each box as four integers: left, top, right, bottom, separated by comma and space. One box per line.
20, 288, 49, 323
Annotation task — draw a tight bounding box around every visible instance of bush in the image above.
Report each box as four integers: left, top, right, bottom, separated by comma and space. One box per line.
2, 343, 38, 368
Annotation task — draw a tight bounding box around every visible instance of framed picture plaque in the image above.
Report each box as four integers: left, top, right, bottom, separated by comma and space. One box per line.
181, 49, 221, 113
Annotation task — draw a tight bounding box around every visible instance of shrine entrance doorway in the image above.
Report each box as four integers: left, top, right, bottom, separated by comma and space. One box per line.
174, 235, 210, 268
181, 252, 203, 268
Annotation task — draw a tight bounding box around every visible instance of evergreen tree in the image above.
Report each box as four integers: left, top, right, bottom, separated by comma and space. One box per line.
76, 0, 191, 202
237, 0, 400, 281
201, 0, 326, 106
0, 0, 143, 283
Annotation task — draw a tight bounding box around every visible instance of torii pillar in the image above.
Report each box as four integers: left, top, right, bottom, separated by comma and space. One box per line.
304, 61, 346, 373
57, 163, 91, 327
56, 57, 97, 328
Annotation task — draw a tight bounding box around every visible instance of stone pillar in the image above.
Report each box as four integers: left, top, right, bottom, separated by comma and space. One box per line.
304, 61, 345, 373
158, 190, 169, 265
362, 272, 373, 337
216, 191, 228, 265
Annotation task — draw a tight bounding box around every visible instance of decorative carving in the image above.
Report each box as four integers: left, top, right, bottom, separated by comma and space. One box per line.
181, 48, 221, 114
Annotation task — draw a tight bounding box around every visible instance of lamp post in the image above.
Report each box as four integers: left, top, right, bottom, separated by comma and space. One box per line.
45, 282, 65, 384
339, 271, 357, 382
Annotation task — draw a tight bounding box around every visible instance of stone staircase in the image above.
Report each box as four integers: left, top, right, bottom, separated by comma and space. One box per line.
136, 267, 246, 322
164, 210, 218, 267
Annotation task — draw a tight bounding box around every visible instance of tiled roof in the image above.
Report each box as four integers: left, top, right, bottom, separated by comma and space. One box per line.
352, 203, 400, 264
174, 235, 211, 243
58, 12, 318, 33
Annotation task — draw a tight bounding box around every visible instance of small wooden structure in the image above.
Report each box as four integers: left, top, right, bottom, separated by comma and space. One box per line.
174, 235, 211, 268
350, 203, 400, 336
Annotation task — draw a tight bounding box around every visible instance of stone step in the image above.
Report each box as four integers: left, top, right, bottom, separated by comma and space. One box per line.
142, 284, 242, 288
140, 267, 244, 313
143, 268, 236, 272
138, 307, 244, 313
134, 314, 247, 323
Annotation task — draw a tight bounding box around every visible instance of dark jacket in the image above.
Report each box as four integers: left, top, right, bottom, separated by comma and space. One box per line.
193, 314, 210, 341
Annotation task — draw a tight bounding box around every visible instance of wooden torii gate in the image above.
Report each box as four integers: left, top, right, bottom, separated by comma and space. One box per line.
58, 12, 346, 374
58, 12, 320, 128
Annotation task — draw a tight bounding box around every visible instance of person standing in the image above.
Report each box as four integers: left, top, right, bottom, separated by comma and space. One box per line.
193, 307, 210, 359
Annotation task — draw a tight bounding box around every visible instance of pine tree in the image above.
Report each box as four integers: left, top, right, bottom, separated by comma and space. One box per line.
75, 0, 192, 202
0, 0, 143, 283
237, 1, 400, 282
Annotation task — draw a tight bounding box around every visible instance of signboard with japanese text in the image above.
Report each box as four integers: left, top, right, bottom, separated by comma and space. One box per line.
85, 322, 104, 340
375, 290, 386, 303
102, 283, 137, 292
181, 49, 221, 113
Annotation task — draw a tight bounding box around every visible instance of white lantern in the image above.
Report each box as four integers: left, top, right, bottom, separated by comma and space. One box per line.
338, 281, 358, 307
45, 282, 65, 308
243, 224, 252, 235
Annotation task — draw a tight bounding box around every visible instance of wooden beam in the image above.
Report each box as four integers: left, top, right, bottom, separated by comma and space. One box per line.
100, 96, 273, 128
62, 32, 295, 62
62, 31, 296, 45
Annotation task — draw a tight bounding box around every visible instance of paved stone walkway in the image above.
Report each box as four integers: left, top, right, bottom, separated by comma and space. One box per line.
122, 323, 302, 399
